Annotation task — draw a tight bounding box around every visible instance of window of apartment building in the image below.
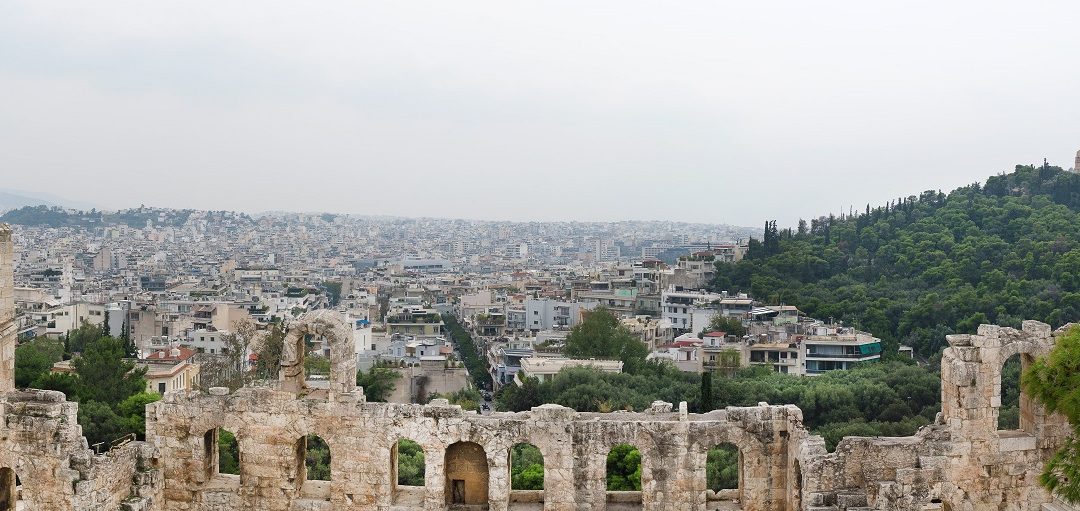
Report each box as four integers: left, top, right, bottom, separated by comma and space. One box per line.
210, 349, 215, 354
158, 383, 166, 393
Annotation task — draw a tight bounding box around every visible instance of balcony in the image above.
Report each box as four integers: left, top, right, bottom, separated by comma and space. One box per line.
804, 352, 878, 359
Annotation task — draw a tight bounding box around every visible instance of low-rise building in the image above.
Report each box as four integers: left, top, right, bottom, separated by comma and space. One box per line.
141, 347, 200, 394
516, 356, 623, 384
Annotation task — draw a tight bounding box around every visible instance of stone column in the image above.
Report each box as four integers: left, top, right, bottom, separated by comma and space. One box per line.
530, 405, 579, 511
0, 224, 15, 393
487, 446, 510, 511
424, 443, 446, 509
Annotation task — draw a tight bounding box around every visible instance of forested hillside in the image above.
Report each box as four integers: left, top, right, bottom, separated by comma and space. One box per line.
711, 164, 1080, 357
0, 204, 232, 228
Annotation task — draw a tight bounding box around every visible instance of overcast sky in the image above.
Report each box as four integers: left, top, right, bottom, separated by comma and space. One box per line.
2, 2, 1079, 227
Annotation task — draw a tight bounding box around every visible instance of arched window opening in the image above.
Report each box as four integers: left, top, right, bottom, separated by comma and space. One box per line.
706, 443, 741, 503
392, 439, 425, 506
203, 428, 240, 486
606, 443, 642, 504
296, 435, 331, 500
510, 443, 544, 490
394, 439, 425, 487
218, 429, 240, 476
444, 441, 489, 505
998, 353, 1034, 433
0, 468, 21, 511
306, 435, 331, 481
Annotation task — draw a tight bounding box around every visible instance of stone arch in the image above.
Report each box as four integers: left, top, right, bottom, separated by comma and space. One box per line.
509, 442, 544, 490
200, 427, 242, 482
0, 467, 18, 511
305, 434, 331, 481
280, 310, 356, 395
692, 422, 773, 511
294, 434, 332, 500
445, 441, 489, 505
705, 442, 741, 501
996, 339, 1040, 435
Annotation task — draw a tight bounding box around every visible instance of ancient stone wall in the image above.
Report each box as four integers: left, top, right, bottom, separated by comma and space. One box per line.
0, 390, 161, 511
798, 321, 1074, 511
0, 225, 15, 394
146, 389, 801, 511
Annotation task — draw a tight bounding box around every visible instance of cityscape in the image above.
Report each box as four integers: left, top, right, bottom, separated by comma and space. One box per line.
2, 1, 1080, 510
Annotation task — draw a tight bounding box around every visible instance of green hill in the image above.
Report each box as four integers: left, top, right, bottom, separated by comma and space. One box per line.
0, 205, 218, 229
711, 164, 1080, 357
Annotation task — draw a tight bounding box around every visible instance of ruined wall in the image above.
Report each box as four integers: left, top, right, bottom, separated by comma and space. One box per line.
798, 321, 1074, 511
0, 225, 15, 394
0, 390, 162, 511
146, 391, 800, 511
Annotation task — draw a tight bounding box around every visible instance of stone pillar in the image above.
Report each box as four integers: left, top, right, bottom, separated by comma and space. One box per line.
279, 330, 305, 394
487, 446, 510, 511
0, 224, 15, 393
424, 443, 445, 509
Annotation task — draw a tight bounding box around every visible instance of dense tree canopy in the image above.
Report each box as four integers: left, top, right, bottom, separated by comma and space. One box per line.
606, 444, 642, 491
72, 336, 147, 406
498, 361, 939, 451
564, 307, 649, 373
14, 327, 155, 448
396, 439, 425, 486
356, 367, 401, 402
711, 164, 1080, 357
510, 443, 544, 490
14, 337, 64, 388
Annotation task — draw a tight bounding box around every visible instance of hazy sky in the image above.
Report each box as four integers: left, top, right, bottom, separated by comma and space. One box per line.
2, 1, 1079, 227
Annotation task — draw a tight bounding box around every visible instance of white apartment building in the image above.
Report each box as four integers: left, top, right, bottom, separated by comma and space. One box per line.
661, 290, 752, 334
524, 299, 596, 331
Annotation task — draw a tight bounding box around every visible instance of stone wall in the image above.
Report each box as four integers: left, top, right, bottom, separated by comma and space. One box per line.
146, 391, 801, 511
0, 390, 161, 511
0, 224, 15, 394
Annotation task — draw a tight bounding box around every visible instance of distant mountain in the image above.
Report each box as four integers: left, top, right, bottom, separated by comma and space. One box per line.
0, 189, 97, 213
0, 205, 217, 228
0, 190, 58, 212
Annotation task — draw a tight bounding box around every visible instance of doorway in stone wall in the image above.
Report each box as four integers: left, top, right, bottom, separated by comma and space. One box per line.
452, 479, 465, 504
444, 441, 489, 506
0, 468, 20, 511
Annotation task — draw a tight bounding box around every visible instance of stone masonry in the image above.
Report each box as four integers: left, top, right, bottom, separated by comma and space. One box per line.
0, 224, 1074, 510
